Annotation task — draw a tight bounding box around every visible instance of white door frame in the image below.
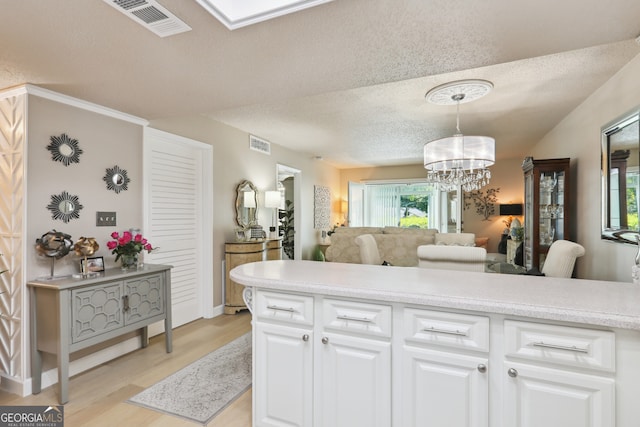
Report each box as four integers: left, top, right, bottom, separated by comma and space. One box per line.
277, 163, 302, 260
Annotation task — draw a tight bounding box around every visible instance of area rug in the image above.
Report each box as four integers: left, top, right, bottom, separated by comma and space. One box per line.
128, 332, 252, 425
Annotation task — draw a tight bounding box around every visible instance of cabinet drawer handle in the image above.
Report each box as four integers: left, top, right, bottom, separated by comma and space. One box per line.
122, 295, 130, 312
508, 368, 518, 378
532, 341, 589, 353
422, 326, 468, 337
336, 314, 373, 323
321, 337, 329, 344
477, 364, 487, 373
266, 304, 297, 313
302, 334, 309, 342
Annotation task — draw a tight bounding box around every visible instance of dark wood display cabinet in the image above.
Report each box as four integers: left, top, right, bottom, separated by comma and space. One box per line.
522, 157, 571, 271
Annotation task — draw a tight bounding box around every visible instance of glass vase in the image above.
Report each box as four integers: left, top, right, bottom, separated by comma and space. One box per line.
120, 254, 138, 271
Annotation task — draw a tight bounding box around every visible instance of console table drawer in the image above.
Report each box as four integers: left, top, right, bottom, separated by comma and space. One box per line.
403, 307, 490, 352
256, 290, 314, 326
504, 320, 615, 371
322, 298, 392, 338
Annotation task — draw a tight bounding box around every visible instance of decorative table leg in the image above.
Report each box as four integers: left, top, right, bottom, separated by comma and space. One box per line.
29, 287, 42, 394
242, 287, 254, 314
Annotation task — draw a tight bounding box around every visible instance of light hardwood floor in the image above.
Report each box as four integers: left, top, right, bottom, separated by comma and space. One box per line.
0, 312, 253, 426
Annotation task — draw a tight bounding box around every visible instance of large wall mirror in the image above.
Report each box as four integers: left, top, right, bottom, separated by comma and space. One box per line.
235, 180, 258, 229
602, 110, 640, 244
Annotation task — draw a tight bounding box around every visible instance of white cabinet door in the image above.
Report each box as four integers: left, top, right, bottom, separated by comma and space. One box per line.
318, 332, 391, 427
402, 346, 488, 427
503, 362, 615, 427
255, 322, 313, 427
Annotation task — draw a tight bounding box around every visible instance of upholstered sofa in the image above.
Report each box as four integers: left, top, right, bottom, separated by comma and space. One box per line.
324, 227, 482, 267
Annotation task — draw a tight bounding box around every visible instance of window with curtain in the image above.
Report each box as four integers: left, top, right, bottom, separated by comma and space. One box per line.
351, 181, 451, 230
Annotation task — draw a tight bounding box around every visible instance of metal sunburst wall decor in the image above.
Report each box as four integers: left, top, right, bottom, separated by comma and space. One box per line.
47, 133, 83, 166
47, 191, 83, 223
103, 165, 130, 194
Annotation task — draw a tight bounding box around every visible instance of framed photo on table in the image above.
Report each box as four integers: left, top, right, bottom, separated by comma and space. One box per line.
81, 256, 105, 273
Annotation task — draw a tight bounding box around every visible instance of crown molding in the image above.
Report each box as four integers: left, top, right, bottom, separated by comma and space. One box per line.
0, 84, 148, 126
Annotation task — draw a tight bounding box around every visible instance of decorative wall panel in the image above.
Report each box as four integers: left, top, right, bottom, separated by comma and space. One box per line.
0, 92, 26, 382
314, 185, 331, 229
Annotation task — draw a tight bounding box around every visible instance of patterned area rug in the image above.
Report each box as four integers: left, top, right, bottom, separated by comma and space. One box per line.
128, 332, 252, 425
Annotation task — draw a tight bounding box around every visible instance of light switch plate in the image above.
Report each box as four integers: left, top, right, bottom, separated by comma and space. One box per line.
96, 211, 117, 226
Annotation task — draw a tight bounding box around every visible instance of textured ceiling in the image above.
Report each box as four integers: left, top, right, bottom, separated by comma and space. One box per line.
1, 0, 640, 168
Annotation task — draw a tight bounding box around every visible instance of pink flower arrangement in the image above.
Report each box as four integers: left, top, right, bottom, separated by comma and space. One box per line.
106, 231, 154, 262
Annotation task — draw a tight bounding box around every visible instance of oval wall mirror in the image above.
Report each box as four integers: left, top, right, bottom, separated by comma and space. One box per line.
602, 109, 640, 244
235, 180, 258, 229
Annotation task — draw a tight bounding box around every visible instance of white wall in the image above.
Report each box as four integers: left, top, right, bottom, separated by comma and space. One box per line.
531, 52, 640, 282
27, 96, 144, 277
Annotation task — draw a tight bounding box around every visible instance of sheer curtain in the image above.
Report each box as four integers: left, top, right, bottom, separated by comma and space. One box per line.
349, 180, 455, 231
366, 185, 400, 227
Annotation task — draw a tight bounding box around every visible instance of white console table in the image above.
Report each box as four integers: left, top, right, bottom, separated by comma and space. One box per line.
28, 264, 173, 404
232, 260, 640, 427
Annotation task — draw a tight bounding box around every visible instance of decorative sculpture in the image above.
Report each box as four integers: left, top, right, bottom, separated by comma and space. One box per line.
35, 230, 73, 279
74, 237, 99, 275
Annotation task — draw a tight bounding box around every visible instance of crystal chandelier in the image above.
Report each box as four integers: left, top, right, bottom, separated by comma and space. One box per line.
424, 80, 495, 192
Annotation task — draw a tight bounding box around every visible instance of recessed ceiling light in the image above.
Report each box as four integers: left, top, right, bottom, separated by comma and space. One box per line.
194, 0, 334, 30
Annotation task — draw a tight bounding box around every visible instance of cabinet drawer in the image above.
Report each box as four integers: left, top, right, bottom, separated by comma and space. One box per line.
504, 320, 615, 371
322, 298, 391, 338
403, 307, 489, 352
255, 290, 314, 326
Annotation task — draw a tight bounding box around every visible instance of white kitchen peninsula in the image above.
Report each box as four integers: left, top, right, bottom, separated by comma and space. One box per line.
231, 260, 640, 427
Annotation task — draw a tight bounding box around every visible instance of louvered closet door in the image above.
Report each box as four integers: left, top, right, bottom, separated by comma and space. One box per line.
144, 128, 213, 328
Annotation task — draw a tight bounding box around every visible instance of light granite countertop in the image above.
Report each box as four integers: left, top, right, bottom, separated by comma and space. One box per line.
231, 260, 640, 330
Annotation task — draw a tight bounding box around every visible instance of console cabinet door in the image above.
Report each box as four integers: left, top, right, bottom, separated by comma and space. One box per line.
402, 346, 488, 427
123, 273, 165, 325
318, 332, 391, 427
71, 282, 123, 343
255, 322, 313, 427
503, 362, 615, 427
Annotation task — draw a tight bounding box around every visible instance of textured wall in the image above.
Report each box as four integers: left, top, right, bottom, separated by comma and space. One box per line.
0, 92, 26, 384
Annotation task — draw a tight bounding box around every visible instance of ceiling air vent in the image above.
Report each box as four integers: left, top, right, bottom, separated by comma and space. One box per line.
249, 135, 271, 155
103, 0, 191, 37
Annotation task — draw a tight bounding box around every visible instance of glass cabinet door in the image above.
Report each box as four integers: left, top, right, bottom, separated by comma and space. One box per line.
524, 173, 534, 269
523, 157, 571, 271
538, 171, 565, 267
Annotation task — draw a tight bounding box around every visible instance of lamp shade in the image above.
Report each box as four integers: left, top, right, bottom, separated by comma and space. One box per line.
264, 190, 281, 209
423, 135, 495, 171
499, 203, 523, 216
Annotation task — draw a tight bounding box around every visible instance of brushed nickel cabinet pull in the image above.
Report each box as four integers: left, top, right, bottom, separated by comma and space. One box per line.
532, 341, 589, 353
267, 304, 296, 313
422, 326, 468, 337
337, 314, 373, 323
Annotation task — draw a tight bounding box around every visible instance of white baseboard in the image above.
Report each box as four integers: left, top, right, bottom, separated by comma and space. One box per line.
0, 374, 27, 397
211, 304, 224, 317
